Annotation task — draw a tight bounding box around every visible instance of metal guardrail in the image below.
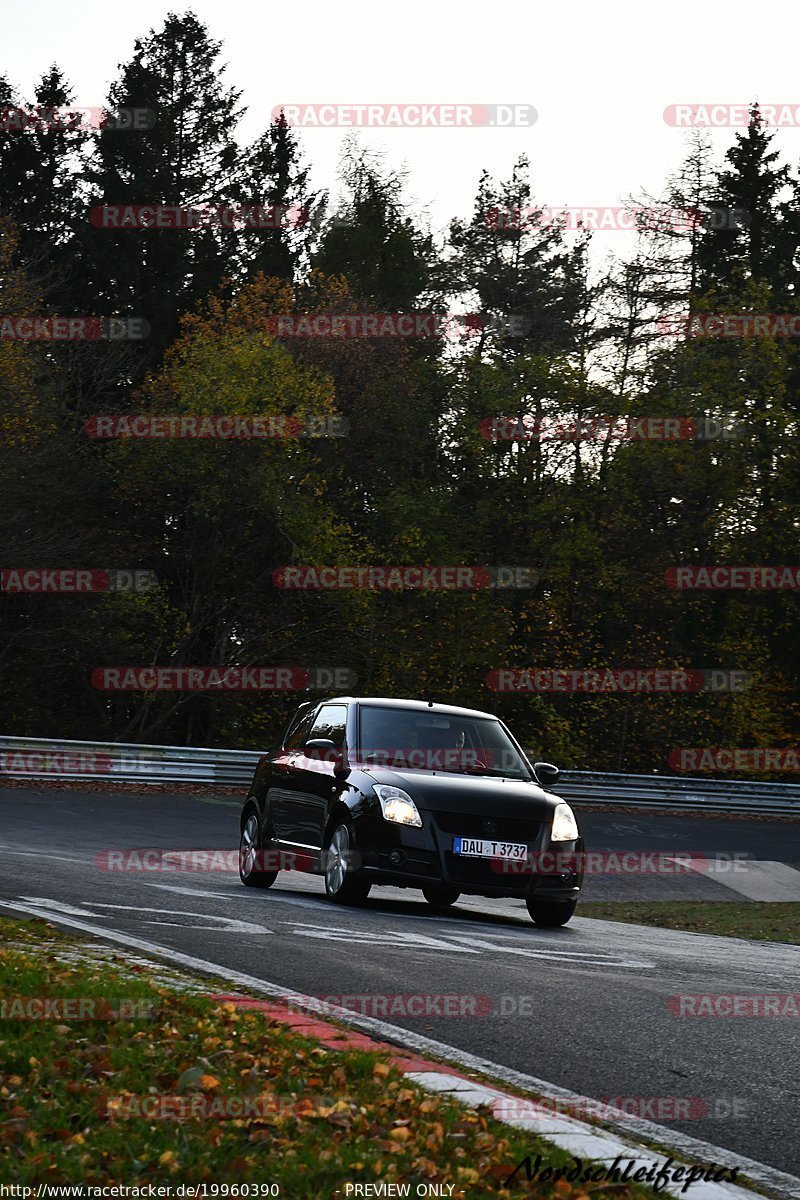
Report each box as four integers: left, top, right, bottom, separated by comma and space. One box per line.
554, 772, 800, 816
1, 734, 800, 815
0, 734, 260, 786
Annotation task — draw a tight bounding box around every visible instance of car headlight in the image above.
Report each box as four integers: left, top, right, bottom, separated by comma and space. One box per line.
374, 785, 423, 827
551, 802, 579, 842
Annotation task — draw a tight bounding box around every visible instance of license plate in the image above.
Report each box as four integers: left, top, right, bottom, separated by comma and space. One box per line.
453, 837, 528, 860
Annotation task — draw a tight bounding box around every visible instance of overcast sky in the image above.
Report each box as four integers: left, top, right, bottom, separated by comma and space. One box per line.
4, 0, 800, 249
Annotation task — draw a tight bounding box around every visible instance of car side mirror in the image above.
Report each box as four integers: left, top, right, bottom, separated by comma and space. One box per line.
534, 761, 560, 789
305, 738, 347, 773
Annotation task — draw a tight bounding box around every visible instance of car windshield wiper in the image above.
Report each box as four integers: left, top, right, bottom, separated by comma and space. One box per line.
447, 764, 524, 777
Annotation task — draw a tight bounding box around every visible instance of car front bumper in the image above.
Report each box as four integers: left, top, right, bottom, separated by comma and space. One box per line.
355, 804, 583, 900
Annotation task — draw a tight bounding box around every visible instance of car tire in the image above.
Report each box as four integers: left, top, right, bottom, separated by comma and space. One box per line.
526, 898, 577, 927
239, 808, 279, 889
421, 884, 461, 908
324, 821, 371, 905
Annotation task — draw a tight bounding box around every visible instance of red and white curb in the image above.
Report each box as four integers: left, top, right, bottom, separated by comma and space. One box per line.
2, 902, 798, 1200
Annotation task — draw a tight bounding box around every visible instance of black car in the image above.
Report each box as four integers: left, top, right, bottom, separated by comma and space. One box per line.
238, 696, 584, 926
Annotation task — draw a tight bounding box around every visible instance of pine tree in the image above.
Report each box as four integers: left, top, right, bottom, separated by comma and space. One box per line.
311, 139, 433, 310
84, 12, 244, 367
696, 104, 795, 299
0, 67, 89, 308
444, 157, 586, 357
236, 112, 319, 283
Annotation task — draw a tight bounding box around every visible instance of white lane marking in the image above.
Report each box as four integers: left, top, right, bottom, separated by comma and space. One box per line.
20, 896, 271, 935
144, 883, 235, 900
284, 921, 654, 967
0, 848, 88, 865
284, 920, 477, 952
438, 932, 654, 968
18, 897, 97, 917
1, 898, 796, 1200
89, 902, 272, 935
670, 858, 800, 902
245, 890, 330, 912
19, 895, 649, 966
143, 881, 334, 913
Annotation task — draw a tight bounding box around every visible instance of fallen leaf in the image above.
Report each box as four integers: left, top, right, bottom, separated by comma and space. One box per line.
176, 1067, 205, 1092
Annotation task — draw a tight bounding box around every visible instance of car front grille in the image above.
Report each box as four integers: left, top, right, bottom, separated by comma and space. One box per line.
433, 811, 541, 843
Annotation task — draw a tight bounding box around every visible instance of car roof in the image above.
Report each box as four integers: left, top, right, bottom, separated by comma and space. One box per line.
315, 696, 500, 720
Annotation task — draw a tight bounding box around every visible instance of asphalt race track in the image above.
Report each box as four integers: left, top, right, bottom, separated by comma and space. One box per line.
1, 785, 799, 1179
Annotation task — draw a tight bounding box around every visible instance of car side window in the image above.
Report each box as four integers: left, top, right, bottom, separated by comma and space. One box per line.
307, 704, 348, 749
283, 707, 318, 751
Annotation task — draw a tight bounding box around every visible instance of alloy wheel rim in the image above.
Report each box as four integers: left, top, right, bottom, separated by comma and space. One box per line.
240, 815, 258, 877
326, 825, 349, 893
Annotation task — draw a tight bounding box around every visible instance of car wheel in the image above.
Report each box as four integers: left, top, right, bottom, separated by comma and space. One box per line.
324, 822, 371, 905
526, 898, 577, 927
421, 884, 460, 908
239, 808, 279, 889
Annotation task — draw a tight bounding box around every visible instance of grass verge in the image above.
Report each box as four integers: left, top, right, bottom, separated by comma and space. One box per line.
580, 901, 800, 944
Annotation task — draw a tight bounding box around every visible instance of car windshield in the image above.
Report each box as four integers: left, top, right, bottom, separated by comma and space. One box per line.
356, 706, 533, 780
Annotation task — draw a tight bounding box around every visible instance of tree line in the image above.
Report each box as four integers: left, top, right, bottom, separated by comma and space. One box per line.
1, 11, 799, 774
